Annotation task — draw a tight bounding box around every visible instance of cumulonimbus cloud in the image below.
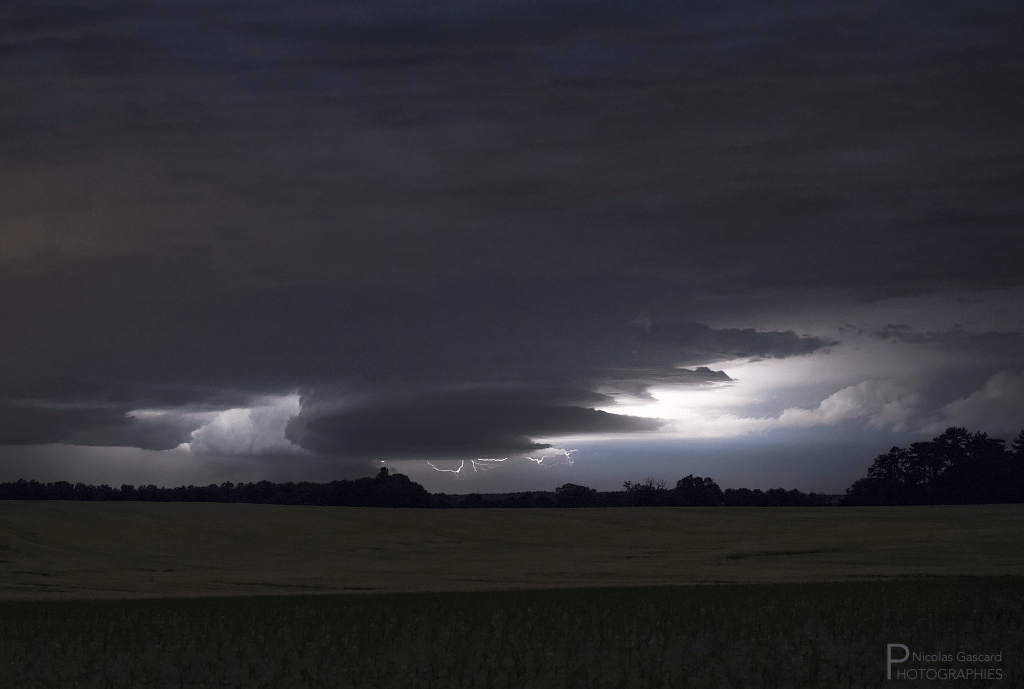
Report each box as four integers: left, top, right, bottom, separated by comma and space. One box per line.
776, 380, 923, 432
182, 395, 306, 456
1, 0, 1019, 476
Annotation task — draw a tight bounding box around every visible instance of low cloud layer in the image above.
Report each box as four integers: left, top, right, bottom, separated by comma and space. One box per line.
0, 400, 200, 451
288, 387, 662, 459
0, 254, 833, 461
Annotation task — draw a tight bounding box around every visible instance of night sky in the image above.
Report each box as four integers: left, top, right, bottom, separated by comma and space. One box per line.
1, 0, 1022, 494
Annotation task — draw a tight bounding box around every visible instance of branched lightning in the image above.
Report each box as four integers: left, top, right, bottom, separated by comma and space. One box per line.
426, 459, 466, 475
426, 457, 508, 477
526, 447, 577, 467
469, 458, 507, 471
425, 450, 576, 478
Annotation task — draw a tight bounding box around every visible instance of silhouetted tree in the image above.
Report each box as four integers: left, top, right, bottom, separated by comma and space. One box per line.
555, 483, 599, 508
623, 476, 672, 506
363, 468, 431, 507
1012, 430, 1024, 457
723, 487, 767, 506
844, 427, 1024, 505
460, 493, 484, 508
674, 475, 724, 506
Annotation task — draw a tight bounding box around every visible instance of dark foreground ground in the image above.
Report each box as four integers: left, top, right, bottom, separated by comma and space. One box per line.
1, 503, 1020, 687
1, 578, 1021, 688
1, 502, 1022, 598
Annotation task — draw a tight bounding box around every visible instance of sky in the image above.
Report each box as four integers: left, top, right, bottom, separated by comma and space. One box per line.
1, 0, 1022, 494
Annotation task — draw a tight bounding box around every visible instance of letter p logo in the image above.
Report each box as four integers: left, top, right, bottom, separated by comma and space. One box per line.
887, 644, 909, 679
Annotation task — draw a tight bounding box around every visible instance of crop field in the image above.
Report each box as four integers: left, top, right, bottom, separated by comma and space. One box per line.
1, 578, 1022, 688
1, 502, 1021, 687
1, 502, 1022, 598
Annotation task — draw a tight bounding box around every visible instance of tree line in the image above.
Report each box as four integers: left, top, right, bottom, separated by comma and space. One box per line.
549, 477, 837, 508
0, 468, 432, 508
1, 427, 1021, 507
0, 471, 838, 508
842, 427, 1024, 505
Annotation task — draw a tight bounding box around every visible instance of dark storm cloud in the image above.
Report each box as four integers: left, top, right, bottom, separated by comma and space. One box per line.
1, 0, 1021, 464
635, 323, 832, 362
287, 386, 661, 459
0, 252, 830, 458
0, 255, 826, 392
871, 324, 1024, 359
3, 0, 1020, 292
0, 400, 199, 450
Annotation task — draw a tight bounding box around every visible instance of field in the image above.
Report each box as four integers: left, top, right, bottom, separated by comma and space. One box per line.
1, 502, 1022, 598
1, 502, 1022, 687
1, 579, 1021, 688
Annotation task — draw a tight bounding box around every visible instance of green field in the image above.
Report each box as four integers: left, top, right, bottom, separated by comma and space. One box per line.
1, 502, 1021, 687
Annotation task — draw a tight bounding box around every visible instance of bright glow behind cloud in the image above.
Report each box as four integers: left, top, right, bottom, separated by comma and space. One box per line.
588, 335, 953, 439
187, 394, 305, 455
776, 380, 923, 432
129, 394, 306, 456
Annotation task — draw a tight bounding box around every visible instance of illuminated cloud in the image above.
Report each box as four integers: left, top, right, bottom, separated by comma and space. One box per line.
588, 334, 968, 440
185, 394, 306, 456
777, 381, 922, 432
926, 370, 1024, 436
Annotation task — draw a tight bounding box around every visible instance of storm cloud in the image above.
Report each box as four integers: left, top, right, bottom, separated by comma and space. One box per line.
288, 386, 662, 459
1, 0, 1022, 484
0, 400, 199, 450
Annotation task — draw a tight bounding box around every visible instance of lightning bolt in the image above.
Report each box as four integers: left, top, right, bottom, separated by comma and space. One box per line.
426, 449, 575, 477
469, 458, 507, 472
526, 448, 577, 467
426, 460, 466, 475
426, 458, 508, 476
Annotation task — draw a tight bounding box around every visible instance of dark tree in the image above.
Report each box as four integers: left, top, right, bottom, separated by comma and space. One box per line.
623, 476, 672, 506
1012, 430, 1024, 457
763, 487, 813, 507
367, 468, 431, 507
844, 445, 925, 505
723, 487, 767, 506
554, 483, 599, 508
460, 493, 484, 508
844, 427, 1024, 505
674, 475, 724, 506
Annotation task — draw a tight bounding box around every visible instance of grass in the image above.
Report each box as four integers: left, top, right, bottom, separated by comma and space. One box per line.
0, 578, 1021, 688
